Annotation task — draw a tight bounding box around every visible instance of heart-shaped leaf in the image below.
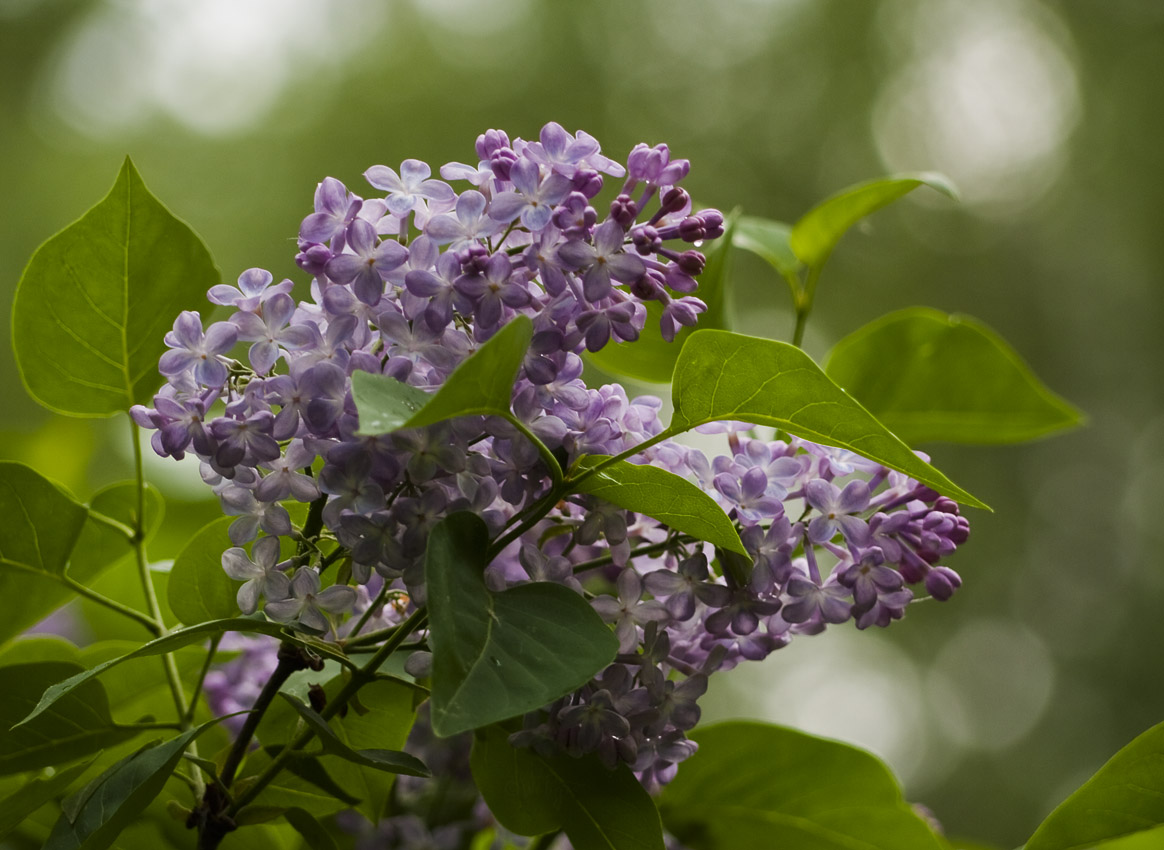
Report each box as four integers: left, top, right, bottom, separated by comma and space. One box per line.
658, 721, 943, 850
13, 158, 221, 417
471, 725, 664, 850
425, 513, 618, 737
826, 308, 1083, 445
666, 329, 987, 509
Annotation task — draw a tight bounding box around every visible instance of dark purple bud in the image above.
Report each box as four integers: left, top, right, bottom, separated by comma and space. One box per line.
697, 209, 725, 239
925, 566, 962, 601
572, 167, 603, 199
678, 216, 706, 243
660, 187, 690, 215
295, 244, 332, 276
631, 225, 661, 256
458, 244, 491, 276
610, 194, 639, 229
490, 148, 518, 181
674, 250, 705, 275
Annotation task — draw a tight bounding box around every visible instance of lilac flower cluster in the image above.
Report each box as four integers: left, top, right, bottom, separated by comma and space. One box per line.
135, 123, 969, 796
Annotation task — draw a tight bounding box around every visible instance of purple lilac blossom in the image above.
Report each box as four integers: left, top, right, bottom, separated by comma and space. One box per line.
140, 123, 970, 798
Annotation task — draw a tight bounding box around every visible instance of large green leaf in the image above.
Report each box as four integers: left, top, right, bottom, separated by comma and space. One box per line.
471, 725, 664, 850
586, 210, 738, 384
12, 158, 221, 417
0, 758, 96, 839
15, 618, 293, 728
167, 517, 241, 625
571, 457, 745, 555
425, 513, 618, 737
733, 216, 801, 279
0, 661, 137, 776
1067, 825, 1164, 850
1027, 720, 1164, 850
789, 172, 957, 268
245, 747, 361, 818
0, 463, 90, 643
283, 808, 338, 850
665, 330, 987, 509
658, 721, 943, 850
68, 481, 164, 579
354, 314, 533, 435
44, 720, 220, 850
826, 308, 1083, 445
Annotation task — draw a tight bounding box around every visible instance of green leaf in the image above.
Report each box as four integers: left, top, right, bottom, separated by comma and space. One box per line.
45, 720, 220, 850
1026, 719, 1164, 850
12, 158, 221, 417
0, 661, 137, 776
15, 618, 293, 728
471, 725, 664, 850
283, 808, 338, 850
167, 517, 241, 625
277, 693, 429, 777
571, 457, 745, 555
353, 314, 533, 435
825, 308, 1083, 445
248, 746, 362, 815
666, 330, 987, 509
733, 217, 802, 278
1069, 825, 1164, 850
425, 513, 618, 737
789, 172, 957, 268
68, 481, 165, 579
586, 210, 738, 384
658, 721, 944, 850
0, 758, 96, 838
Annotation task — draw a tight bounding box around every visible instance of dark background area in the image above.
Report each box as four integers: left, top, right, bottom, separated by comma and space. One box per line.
2, 2, 1162, 846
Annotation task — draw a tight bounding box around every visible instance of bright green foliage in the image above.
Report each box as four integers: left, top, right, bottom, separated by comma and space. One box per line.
733, 216, 801, 302
167, 517, 243, 625
68, 481, 164, 578
571, 456, 746, 555
0, 661, 137, 776
45, 721, 219, 850
826, 308, 1083, 445
15, 618, 293, 728
471, 725, 665, 850
666, 329, 987, 509
355, 315, 533, 435
278, 693, 429, 776
425, 513, 618, 737
0, 758, 95, 839
1065, 825, 1164, 850
0, 462, 90, 643
12, 158, 220, 417
1027, 719, 1164, 850
658, 721, 944, 850
586, 211, 738, 384
789, 173, 957, 268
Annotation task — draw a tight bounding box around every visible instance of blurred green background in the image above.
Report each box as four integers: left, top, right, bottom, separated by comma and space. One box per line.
2, 1, 1161, 846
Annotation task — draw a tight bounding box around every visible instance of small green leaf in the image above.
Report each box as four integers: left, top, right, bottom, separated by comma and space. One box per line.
68, 481, 165, 579
13, 158, 221, 417
733, 216, 802, 279
586, 211, 738, 384
658, 721, 944, 850
15, 618, 293, 728
45, 720, 221, 850
0, 661, 136, 776
167, 517, 241, 625
790, 172, 957, 268
278, 693, 429, 777
283, 808, 338, 850
0, 758, 96, 838
425, 513, 618, 737
0, 463, 91, 644
471, 725, 664, 850
354, 314, 533, 435
826, 308, 1083, 445
249, 746, 362, 815
571, 457, 745, 555
667, 330, 987, 509
1027, 720, 1164, 850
